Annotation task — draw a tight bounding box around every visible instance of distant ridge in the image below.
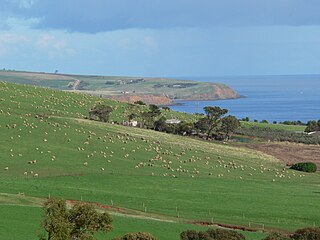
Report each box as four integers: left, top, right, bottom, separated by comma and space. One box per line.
0, 70, 240, 105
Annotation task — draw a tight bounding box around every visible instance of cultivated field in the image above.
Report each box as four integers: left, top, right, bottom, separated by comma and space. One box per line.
0, 81, 319, 239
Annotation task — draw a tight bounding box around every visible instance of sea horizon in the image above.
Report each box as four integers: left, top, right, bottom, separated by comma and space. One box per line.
170, 74, 320, 123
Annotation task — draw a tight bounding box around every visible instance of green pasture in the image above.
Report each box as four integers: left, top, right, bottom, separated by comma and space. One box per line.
240, 121, 306, 132
0, 204, 266, 240
0, 81, 319, 239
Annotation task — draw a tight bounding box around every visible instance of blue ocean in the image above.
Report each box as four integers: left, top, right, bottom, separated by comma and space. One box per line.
170, 75, 320, 123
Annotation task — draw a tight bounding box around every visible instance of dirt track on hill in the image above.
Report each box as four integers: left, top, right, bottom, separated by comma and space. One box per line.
244, 142, 320, 171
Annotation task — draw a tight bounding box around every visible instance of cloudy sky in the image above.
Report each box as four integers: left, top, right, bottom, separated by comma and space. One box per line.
1, 0, 320, 77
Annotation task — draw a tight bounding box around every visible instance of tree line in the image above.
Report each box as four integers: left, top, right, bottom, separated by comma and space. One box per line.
88, 103, 240, 141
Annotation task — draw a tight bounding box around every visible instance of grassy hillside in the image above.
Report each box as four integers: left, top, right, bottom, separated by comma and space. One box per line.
0, 81, 319, 239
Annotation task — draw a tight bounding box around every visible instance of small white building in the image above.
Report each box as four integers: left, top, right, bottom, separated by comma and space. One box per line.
131, 121, 138, 127
165, 119, 181, 124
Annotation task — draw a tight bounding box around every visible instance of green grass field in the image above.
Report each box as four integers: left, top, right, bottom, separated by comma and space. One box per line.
0, 81, 319, 239
240, 121, 306, 132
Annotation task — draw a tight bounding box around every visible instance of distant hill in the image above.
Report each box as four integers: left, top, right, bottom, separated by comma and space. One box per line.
0, 70, 240, 105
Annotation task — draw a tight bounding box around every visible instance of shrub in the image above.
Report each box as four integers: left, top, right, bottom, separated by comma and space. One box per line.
206, 228, 245, 240
263, 232, 290, 240
115, 232, 157, 240
290, 162, 317, 173
292, 227, 320, 240
180, 230, 211, 240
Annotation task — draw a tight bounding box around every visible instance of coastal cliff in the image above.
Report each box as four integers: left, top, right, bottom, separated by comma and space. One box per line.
109, 94, 174, 105
0, 71, 241, 105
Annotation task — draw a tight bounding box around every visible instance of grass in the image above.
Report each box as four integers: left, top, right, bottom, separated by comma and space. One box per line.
0, 81, 319, 239
0, 204, 266, 240
240, 121, 306, 132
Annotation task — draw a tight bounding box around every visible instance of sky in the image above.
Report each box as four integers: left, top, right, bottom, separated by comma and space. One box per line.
1, 0, 320, 77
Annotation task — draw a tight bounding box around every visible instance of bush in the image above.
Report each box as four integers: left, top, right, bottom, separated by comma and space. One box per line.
206, 228, 245, 240
115, 232, 157, 240
180, 230, 211, 240
263, 232, 290, 240
292, 227, 320, 240
290, 162, 317, 173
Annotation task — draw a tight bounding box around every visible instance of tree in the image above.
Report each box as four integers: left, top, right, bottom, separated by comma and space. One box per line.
177, 122, 194, 136
40, 198, 112, 240
89, 104, 112, 122
134, 100, 146, 105
263, 232, 290, 240
113, 232, 157, 240
206, 229, 245, 240
41, 199, 73, 240
149, 104, 161, 117
197, 106, 228, 139
162, 106, 171, 111
305, 120, 320, 133
128, 113, 137, 122
140, 105, 161, 129
219, 115, 240, 140
260, 120, 269, 124
292, 227, 320, 240
154, 116, 167, 132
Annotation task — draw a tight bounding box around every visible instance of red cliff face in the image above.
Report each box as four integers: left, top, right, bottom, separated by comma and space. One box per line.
108, 84, 240, 105
109, 94, 173, 105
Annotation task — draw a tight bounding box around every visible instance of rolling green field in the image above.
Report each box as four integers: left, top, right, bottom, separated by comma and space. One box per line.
0, 81, 319, 239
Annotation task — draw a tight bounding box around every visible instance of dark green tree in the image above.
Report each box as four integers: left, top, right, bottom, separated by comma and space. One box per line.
162, 106, 171, 111
177, 122, 194, 136
219, 115, 240, 140
134, 100, 146, 105
113, 232, 157, 240
41, 198, 112, 240
89, 104, 112, 122
305, 120, 320, 133
140, 105, 161, 129
263, 232, 290, 240
206, 228, 245, 240
292, 227, 320, 240
196, 106, 228, 139
128, 113, 137, 122
154, 116, 167, 132
149, 104, 161, 116
41, 199, 72, 240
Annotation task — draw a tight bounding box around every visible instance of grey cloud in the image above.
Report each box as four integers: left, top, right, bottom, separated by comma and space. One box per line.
2, 0, 320, 33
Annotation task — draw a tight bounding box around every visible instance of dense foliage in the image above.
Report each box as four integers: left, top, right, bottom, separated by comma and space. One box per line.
180, 228, 245, 240
89, 104, 113, 122
40, 199, 112, 240
305, 120, 320, 133
290, 162, 317, 173
263, 233, 291, 240
113, 232, 157, 240
291, 227, 320, 240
